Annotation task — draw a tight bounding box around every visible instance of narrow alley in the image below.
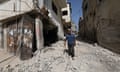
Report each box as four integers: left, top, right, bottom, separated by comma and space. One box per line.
0, 40, 120, 72
0, 0, 120, 72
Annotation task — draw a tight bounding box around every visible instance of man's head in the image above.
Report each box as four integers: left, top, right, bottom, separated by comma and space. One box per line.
67, 28, 72, 34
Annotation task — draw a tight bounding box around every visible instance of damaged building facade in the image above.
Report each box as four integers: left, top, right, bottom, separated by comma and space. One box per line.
61, 2, 72, 35
79, 0, 120, 53
0, 0, 67, 60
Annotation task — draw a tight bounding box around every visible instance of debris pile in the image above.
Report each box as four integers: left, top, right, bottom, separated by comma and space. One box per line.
0, 41, 120, 72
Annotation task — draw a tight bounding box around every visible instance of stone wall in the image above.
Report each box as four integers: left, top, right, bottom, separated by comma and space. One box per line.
97, 18, 120, 53
95, 0, 120, 53
79, 0, 120, 53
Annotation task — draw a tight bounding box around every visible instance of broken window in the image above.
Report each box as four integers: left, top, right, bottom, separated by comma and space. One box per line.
62, 10, 68, 16
52, 2, 58, 15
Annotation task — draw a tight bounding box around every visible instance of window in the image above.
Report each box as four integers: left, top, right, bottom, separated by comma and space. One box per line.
62, 10, 68, 16
52, 2, 58, 15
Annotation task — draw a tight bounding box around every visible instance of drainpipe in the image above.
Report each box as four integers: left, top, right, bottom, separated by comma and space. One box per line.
35, 16, 44, 50
18, 16, 24, 58
0, 24, 2, 48
33, 0, 44, 50
17, 0, 27, 58
3, 27, 7, 52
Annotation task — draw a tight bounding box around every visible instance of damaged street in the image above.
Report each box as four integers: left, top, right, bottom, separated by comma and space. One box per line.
0, 0, 120, 72
0, 41, 120, 72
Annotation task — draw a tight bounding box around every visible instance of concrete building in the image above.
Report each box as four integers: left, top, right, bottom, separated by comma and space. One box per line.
71, 22, 77, 34
78, 17, 85, 39
80, 0, 97, 42
79, 0, 120, 53
61, 2, 72, 35
95, 0, 120, 53
0, 0, 67, 60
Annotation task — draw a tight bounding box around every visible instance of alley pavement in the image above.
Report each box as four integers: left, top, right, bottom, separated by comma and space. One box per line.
0, 41, 120, 72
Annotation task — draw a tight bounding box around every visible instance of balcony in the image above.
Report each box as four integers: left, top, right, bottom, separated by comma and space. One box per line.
0, 0, 34, 22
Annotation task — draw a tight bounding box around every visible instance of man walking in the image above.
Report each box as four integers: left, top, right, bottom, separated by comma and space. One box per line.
64, 29, 76, 60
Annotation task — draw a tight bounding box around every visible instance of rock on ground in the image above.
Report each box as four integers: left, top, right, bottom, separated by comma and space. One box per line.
0, 40, 120, 72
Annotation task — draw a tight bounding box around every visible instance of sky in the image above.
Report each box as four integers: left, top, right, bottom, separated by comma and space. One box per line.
68, 0, 83, 29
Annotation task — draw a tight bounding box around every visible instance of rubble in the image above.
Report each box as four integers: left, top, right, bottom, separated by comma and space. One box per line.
0, 41, 120, 72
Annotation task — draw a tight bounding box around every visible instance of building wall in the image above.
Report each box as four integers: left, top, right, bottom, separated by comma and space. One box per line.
61, 2, 72, 35
95, 0, 120, 53
81, 0, 97, 42
46, 0, 66, 39
80, 0, 120, 53
62, 3, 71, 23
44, 0, 62, 23
0, 0, 66, 23
0, 0, 67, 41
78, 18, 85, 39
0, 0, 34, 21
0, 0, 67, 59
71, 22, 77, 32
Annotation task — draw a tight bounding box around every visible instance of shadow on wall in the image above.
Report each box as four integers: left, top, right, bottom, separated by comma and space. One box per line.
43, 27, 58, 46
